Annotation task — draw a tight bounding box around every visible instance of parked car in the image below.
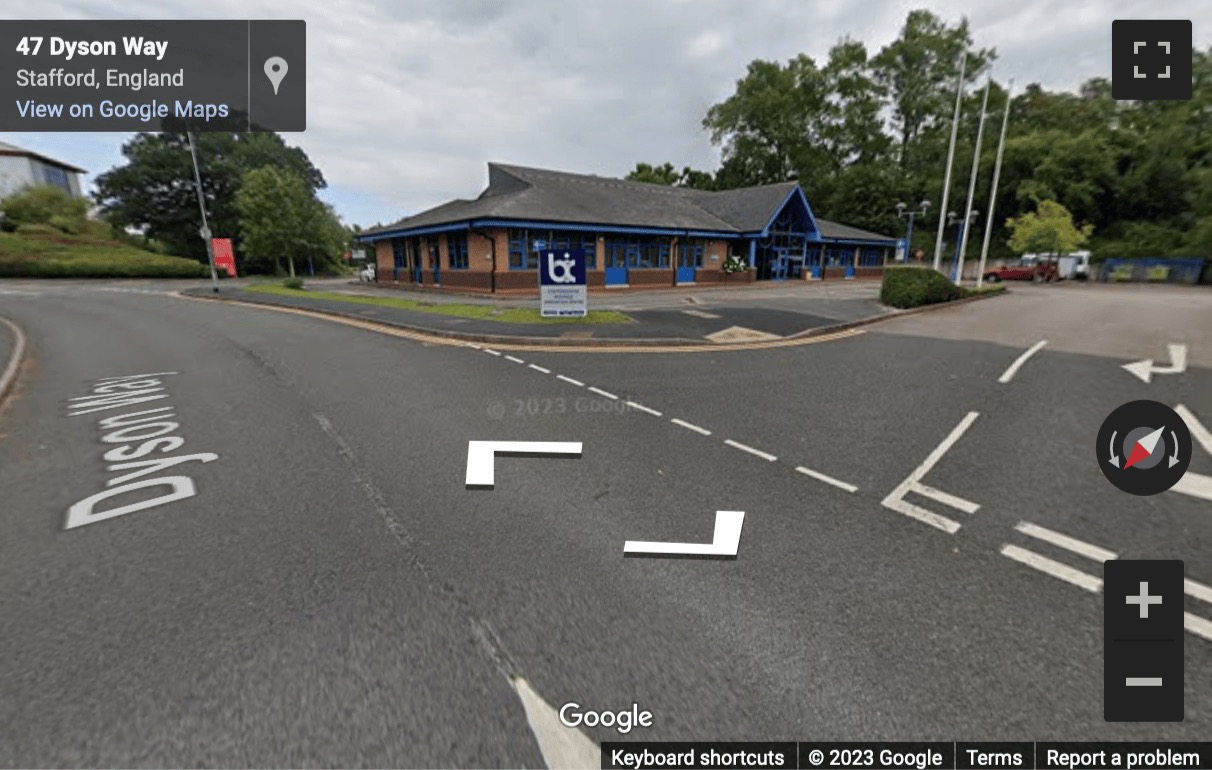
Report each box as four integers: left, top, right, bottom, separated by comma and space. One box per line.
982, 260, 1058, 283
359, 264, 376, 282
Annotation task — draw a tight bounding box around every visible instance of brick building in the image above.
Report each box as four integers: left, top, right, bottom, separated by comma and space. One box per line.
360, 162, 898, 292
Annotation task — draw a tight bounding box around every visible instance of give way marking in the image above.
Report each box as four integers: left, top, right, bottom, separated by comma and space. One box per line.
881, 411, 981, 534
1173, 404, 1212, 502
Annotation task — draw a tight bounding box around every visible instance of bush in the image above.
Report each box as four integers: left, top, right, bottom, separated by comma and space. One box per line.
1, 185, 89, 230
281, 276, 305, 290
14, 223, 62, 237
880, 267, 962, 309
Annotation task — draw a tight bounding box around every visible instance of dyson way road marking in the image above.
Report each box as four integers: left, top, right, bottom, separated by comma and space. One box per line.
64, 372, 217, 529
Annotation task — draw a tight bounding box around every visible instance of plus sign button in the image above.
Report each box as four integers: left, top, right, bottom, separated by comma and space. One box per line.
1112, 20, 1192, 100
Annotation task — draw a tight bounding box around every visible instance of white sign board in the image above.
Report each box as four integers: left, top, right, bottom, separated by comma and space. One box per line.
539, 249, 587, 318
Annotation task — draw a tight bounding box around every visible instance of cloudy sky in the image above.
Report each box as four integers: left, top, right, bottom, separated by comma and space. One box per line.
4, 0, 1210, 228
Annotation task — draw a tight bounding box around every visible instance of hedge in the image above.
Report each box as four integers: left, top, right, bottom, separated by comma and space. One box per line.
880, 267, 962, 308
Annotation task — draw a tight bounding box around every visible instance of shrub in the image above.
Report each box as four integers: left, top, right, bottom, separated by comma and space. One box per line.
281, 276, 305, 290
14, 223, 62, 237
880, 267, 961, 309
1, 185, 89, 230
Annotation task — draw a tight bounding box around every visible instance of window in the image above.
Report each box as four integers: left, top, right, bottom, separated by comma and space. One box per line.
392, 239, 407, 268
508, 229, 595, 270
678, 240, 704, 268
604, 235, 672, 269
38, 163, 71, 194
508, 229, 535, 269
427, 237, 441, 269
859, 248, 883, 267
447, 232, 469, 269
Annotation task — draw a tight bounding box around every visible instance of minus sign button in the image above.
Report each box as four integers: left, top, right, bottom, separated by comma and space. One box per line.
1126, 677, 1163, 686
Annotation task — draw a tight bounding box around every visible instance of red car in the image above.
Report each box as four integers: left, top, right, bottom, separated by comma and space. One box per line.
982, 261, 1058, 282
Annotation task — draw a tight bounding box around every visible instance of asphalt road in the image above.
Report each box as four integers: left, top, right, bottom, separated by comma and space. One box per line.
0, 281, 1209, 767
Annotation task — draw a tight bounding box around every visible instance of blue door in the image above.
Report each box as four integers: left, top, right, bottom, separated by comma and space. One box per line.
771, 251, 789, 280
605, 245, 628, 286
676, 243, 700, 284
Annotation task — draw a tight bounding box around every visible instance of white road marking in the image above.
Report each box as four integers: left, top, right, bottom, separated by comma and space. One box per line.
1173, 404, 1212, 502
998, 340, 1048, 383
1186, 578, 1212, 605
468, 343, 482, 350
505, 355, 525, 364
624, 510, 745, 558
999, 545, 1103, 593
1186, 613, 1212, 643
511, 678, 598, 770
556, 375, 584, 387
1123, 343, 1188, 383
795, 466, 858, 493
724, 439, 777, 462
1014, 521, 1118, 562
484, 349, 502, 356
625, 401, 662, 416
0, 315, 28, 406
670, 418, 711, 436
528, 364, 551, 374
682, 309, 722, 319
880, 411, 981, 534
464, 440, 583, 489
587, 386, 618, 400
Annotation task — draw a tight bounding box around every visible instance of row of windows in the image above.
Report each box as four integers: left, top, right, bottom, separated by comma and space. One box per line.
508, 230, 597, 270
822, 248, 885, 267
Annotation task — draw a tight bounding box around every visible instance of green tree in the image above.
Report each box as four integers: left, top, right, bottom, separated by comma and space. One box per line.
235, 167, 344, 276
625, 162, 717, 190
94, 131, 326, 262
1006, 199, 1092, 257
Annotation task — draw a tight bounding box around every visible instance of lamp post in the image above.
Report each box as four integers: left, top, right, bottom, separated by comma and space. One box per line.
186, 131, 219, 293
947, 210, 978, 281
896, 199, 930, 262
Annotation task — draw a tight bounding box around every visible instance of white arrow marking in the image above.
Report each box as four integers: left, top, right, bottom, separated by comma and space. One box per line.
465, 440, 582, 489
1173, 405, 1212, 502
624, 510, 745, 559
1109, 430, 1120, 468
1123, 343, 1188, 383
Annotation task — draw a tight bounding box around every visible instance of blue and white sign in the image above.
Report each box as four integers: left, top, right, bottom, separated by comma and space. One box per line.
539, 249, 587, 318
895, 238, 908, 262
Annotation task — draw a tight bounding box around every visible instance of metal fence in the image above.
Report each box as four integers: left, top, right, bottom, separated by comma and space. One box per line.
1097, 258, 1208, 285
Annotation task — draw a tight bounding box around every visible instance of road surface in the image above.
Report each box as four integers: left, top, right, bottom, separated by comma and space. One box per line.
0, 281, 1209, 767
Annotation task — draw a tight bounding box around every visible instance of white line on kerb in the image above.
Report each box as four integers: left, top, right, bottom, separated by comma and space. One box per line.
999, 544, 1103, 593
626, 401, 662, 416
483, 349, 502, 356
998, 340, 1048, 383
505, 355, 526, 364
795, 466, 858, 493
587, 387, 618, 399
724, 439, 777, 462
1014, 521, 1117, 563
556, 375, 584, 387
528, 364, 551, 374
670, 418, 711, 436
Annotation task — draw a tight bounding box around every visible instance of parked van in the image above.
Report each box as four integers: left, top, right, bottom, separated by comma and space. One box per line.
1021, 251, 1091, 280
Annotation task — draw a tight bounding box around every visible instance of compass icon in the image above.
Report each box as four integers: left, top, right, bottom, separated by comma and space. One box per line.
1097, 400, 1192, 496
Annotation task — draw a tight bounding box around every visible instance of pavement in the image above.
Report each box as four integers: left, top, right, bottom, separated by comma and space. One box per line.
178, 280, 894, 343
0, 279, 1209, 767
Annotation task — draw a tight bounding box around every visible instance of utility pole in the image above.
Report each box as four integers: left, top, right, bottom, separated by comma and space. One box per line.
977, 80, 1013, 288
955, 76, 991, 285
933, 51, 967, 272
186, 131, 220, 293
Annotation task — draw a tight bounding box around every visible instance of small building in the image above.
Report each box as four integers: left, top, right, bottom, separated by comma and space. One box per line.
0, 140, 87, 199
360, 162, 897, 292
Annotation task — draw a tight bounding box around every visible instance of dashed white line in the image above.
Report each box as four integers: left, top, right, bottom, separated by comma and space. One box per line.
528, 364, 551, 374
1186, 578, 1212, 605
626, 401, 662, 417
997, 340, 1048, 383
1186, 613, 1212, 643
795, 466, 858, 493
505, 355, 526, 364
587, 386, 618, 400
724, 439, 777, 462
556, 375, 584, 387
1014, 521, 1118, 563
468, 343, 482, 350
999, 544, 1103, 593
484, 349, 502, 356
670, 418, 711, 436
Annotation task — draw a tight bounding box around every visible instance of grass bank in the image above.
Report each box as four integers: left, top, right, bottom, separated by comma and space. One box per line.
0, 232, 207, 278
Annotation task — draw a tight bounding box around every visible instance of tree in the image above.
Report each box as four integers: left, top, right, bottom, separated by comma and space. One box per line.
1006, 199, 1092, 257
625, 162, 717, 190
234, 167, 345, 276
94, 131, 326, 262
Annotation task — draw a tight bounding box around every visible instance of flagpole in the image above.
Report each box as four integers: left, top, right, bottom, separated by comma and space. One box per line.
954, 76, 991, 285
977, 79, 1012, 288
933, 51, 966, 272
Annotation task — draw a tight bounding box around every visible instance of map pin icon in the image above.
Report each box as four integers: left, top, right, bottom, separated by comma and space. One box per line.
264, 57, 288, 95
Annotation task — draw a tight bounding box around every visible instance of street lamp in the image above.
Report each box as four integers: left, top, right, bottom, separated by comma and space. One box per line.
946, 210, 979, 281
896, 199, 930, 262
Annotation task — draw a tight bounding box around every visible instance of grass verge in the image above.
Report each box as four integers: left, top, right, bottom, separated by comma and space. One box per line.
243, 285, 633, 324
0, 232, 207, 278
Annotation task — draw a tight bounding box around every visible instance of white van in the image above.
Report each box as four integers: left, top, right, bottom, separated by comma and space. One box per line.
1022, 251, 1091, 280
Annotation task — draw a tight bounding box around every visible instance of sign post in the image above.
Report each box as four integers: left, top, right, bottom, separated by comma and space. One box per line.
539, 249, 587, 318
211, 238, 237, 277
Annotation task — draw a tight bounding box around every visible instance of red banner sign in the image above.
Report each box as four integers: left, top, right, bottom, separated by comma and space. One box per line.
211, 238, 237, 277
